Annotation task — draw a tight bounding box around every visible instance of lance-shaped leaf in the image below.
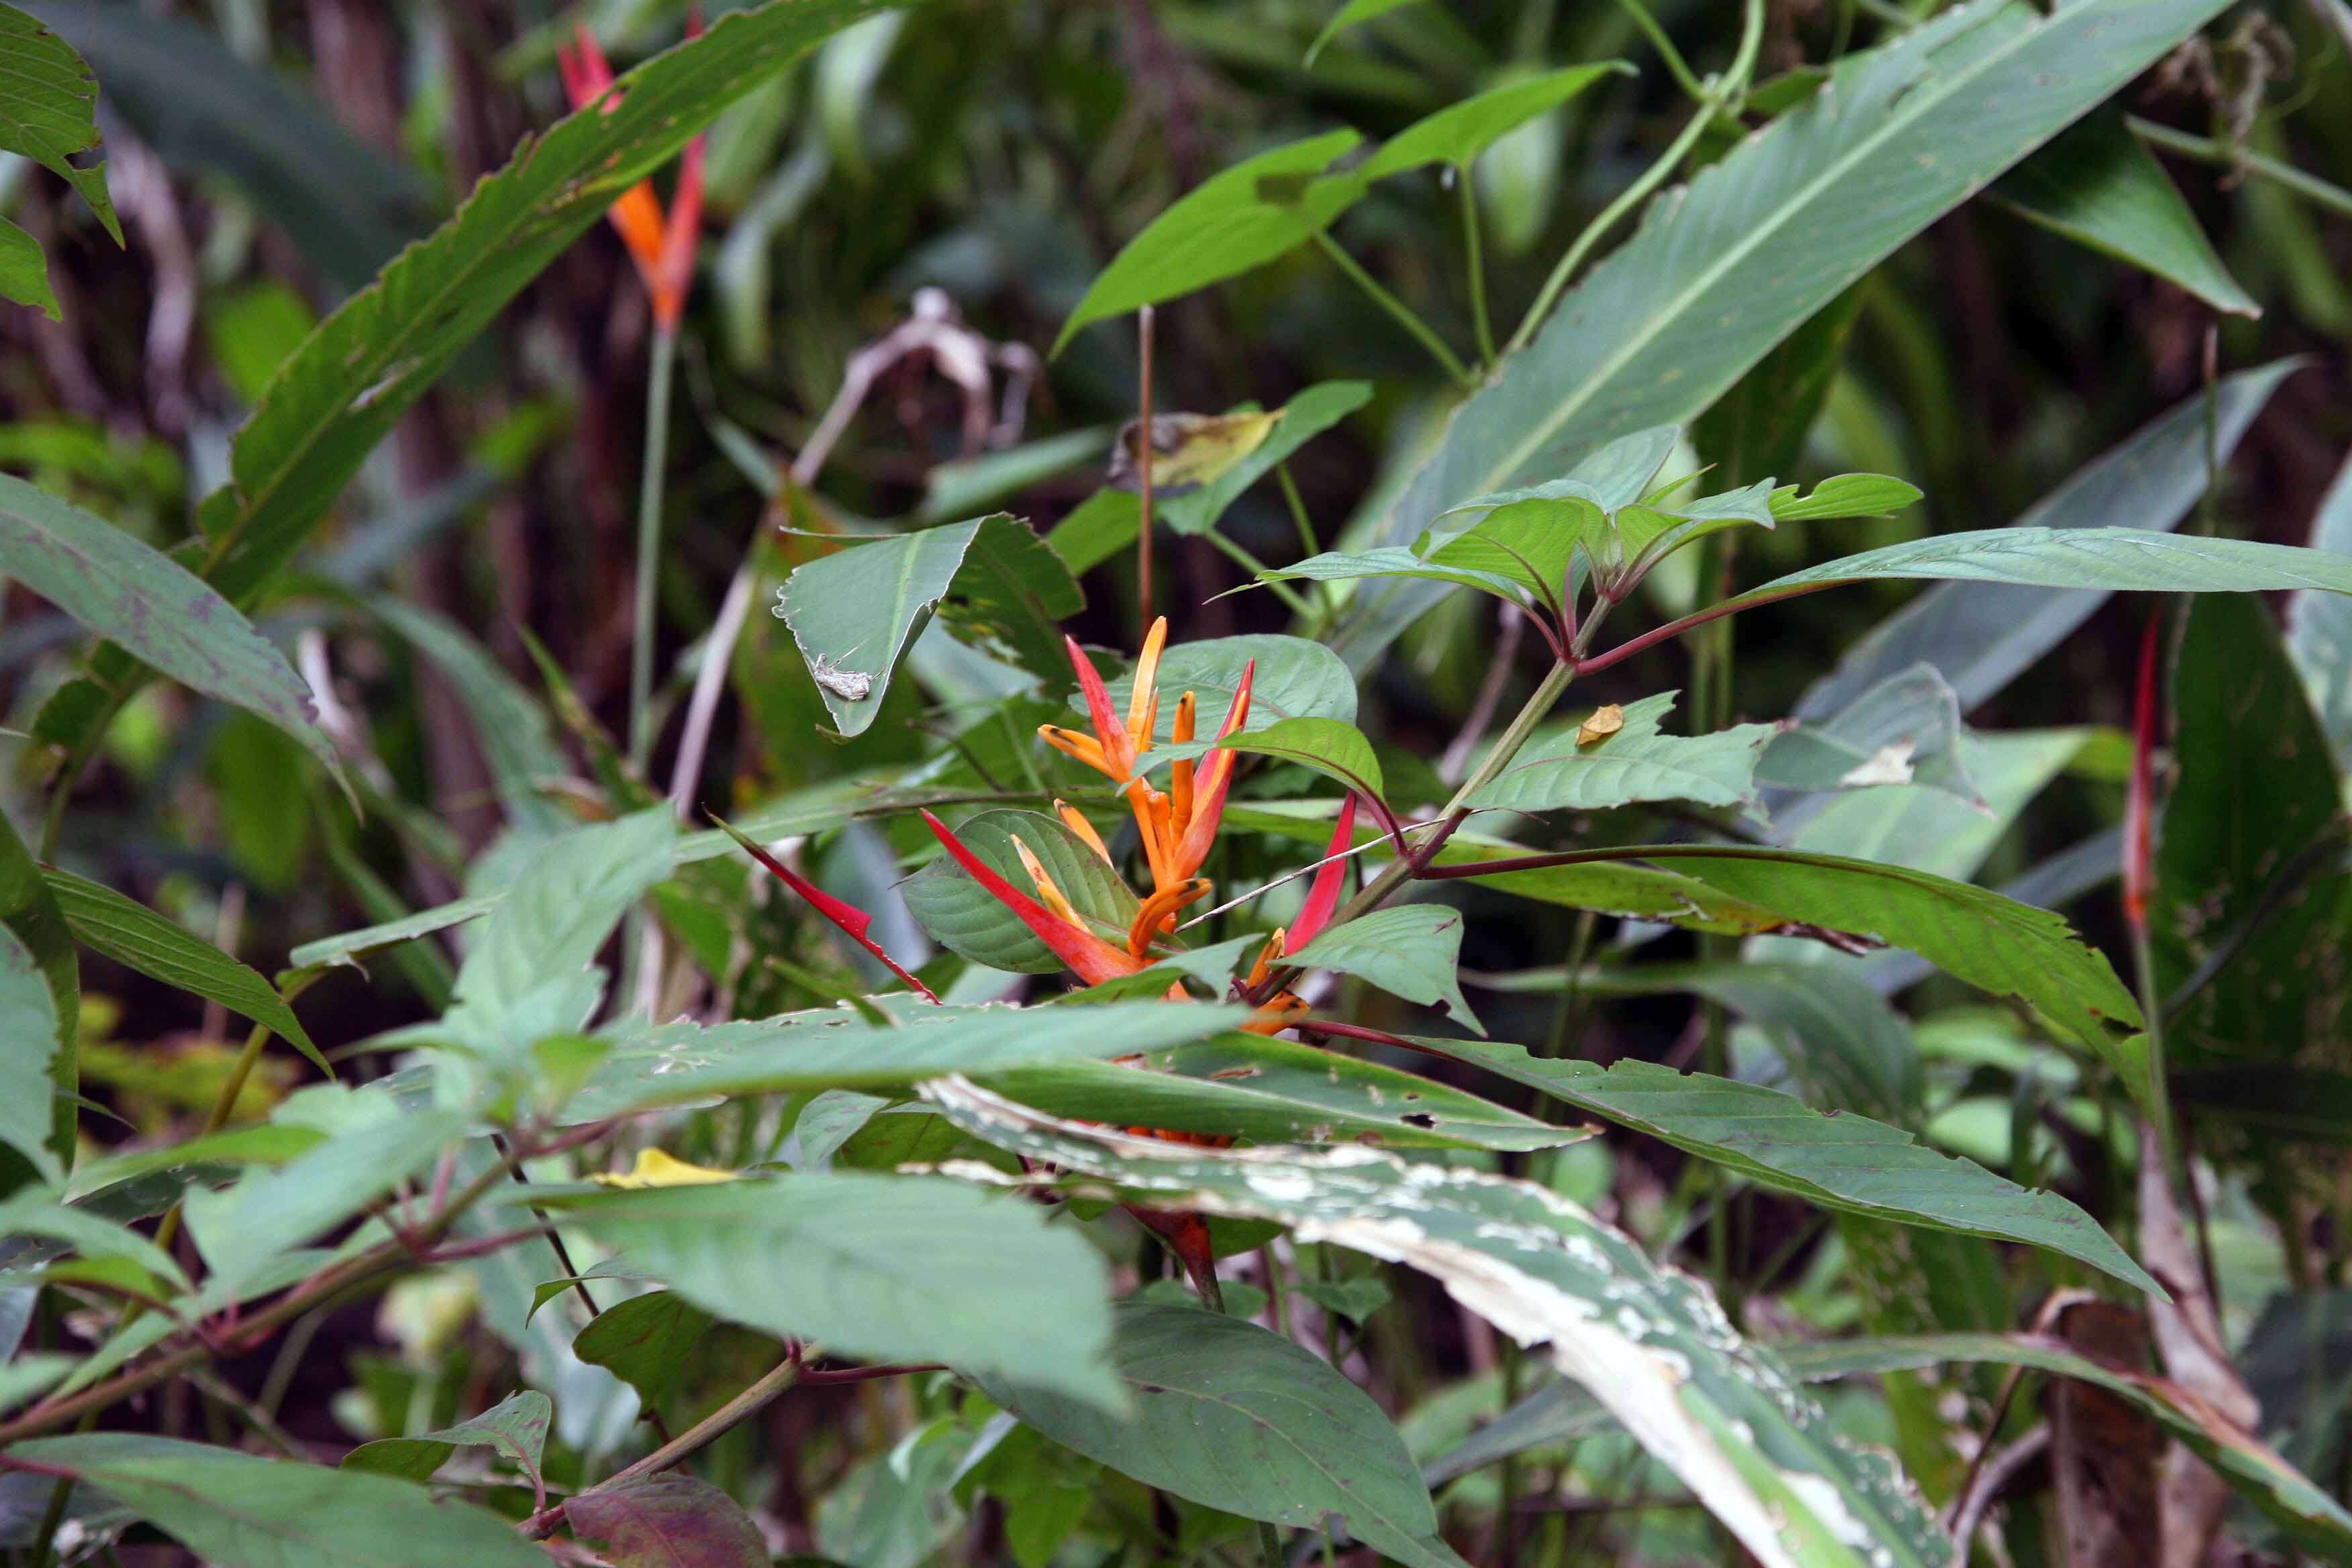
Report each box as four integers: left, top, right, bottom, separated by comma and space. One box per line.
2287, 446, 2352, 767
1432, 1334, 2352, 1559
42, 869, 327, 1076
1055, 132, 1367, 352
926, 1080, 1949, 1568
0, 2, 119, 317
0, 928, 64, 1185
1362, 64, 1630, 180
0, 805, 75, 1185
978, 1030, 1587, 1151
1405, 1039, 2155, 1292
978, 1300, 1470, 1568
1334, 0, 2241, 670
0, 475, 340, 779
342, 1390, 551, 1498
1214, 716, 1386, 803
541, 1172, 1123, 1409
1285, 905, 1483, 1034
1469, 691, 1775, 814
1990, 111, 2256, 317
13, 1434, 550, 1567
1305, 0, 1423, 64
777, 514, 1082, 738
569, 1001, 1252, 1120
1798, 360, 2296, 719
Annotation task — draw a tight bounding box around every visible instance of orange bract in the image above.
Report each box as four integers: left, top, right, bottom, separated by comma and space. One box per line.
556, 21, 705, 330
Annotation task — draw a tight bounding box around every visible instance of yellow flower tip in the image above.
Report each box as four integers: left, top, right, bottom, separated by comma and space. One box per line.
1173, 690, 1196, 746
1039, 724, 1112, 775
1127, 781, 1172, 891
1009, 834, 1082, 925
1055, 800, 1114, 864
1127, 618, 1169, 742
1242, 994, 1312, 1036
591, 1148, 740, 1189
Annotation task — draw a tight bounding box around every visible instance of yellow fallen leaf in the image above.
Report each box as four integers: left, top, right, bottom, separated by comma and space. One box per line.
1108, 410, 1282, 495
590, 1148, 740, 1189
1577, 704, 1625, 746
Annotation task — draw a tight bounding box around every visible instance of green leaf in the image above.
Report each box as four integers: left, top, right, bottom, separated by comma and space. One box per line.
442, 809, 675, 1062
342, 1390, 550, 1491
181, 1108, 464, 1293
1766, 474, 1925, 523
929, 1082, 1949, 1568
0, 474, 339, 779
978, 1031, 1585, 1151
1362, 65, 1630, 179
1304, 0, 1424, 64
0, 3, 119, 246
1485, 959, 1921, 1123
41, 868, 327, 1077
777, 515, 1081, 738
2154, 594, 2352, 1067
1439, 1334, 2352, 1559
1755, 664, 1979, 805
1620, 845, 2147, 1104
1467, 691, 1774, 814
287, 894, 499, 975
11, 1434, 548, 1568
554, 1173, 1122, 1409
571, 1001, 1252, 1121
1044, 489, 1138, 576
1411, 1040, 2155, 1292
573, 1291, 714, 1408
1285, 905, 1481, 1034
0, 215, 58, 320
902, 809, 1138, 973
1767, 729, 2084, 888
1297, 1275, 1390, 1324
2287, 446, 2352, 768
1218, 716, 1385, 801
1055, 131, 1367, 353
0, 926, 63, 1185
62, 1124, 326, 1200
1729, 526, 2352, 611
1106, 632, 1358, 738
1694, 287, 1865, 487
980, 1300, 1466, 1568
1990, 111, 2257, 317
27, 3, 430, 294
0, 1187, 187, 1287
569, 1474, 771, 1568
1798, 360, 2296, 718
1064, 934, 1261, 1002
1157, 382, 1371, 538
1335, 0, 2240, 670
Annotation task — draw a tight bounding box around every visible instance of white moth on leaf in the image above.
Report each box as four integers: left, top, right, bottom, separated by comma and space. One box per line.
771, 591, 875, 701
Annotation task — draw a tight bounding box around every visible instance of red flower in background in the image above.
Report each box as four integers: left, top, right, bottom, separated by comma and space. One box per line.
556, 19, 706, 329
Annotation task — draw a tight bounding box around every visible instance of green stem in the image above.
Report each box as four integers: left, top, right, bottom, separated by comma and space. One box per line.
1507, 0, 1764, 356
1204, 529, 1319, 620
1458, 168, 1496, 368
1611, 0, 1706, 105
1312, 232, 1472, 385
2133, 922, 2180, 1195
2129, 115, 2352, 221
1277, 464, 1319, 559
1257, 1521, 1287, 1567
628, 325, 681, 770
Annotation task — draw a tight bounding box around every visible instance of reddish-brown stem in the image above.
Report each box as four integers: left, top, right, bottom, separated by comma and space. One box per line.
1136, 305, 1156, 622
799, 1362, 946, 1385
1573, 583, 1825, 675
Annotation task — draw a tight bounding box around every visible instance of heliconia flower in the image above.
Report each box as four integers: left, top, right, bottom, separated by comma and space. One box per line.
1239, 928, 1312, 1036
717, 819, 938, 1001
922, 810, 1142, 985
556, 18, 707, 330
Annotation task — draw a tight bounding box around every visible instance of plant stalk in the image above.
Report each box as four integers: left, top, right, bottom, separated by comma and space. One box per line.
1312, 232, 1472, 385
628, 324, 681, 770
1459, 170, 1496, 367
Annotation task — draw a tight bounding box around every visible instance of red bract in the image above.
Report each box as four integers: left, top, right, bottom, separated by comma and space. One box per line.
722, 821, 939, 1001
556, 18, 706, 329
920, 810, 1142, 986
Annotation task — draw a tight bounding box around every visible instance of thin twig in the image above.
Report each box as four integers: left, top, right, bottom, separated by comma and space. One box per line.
1138, 303, 1157, 622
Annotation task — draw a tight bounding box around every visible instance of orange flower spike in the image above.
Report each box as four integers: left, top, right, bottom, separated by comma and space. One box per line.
1127, 617, 1168, 751
1126, 782, 1173, 893
1169, 691, 1197, 833
1287, 793, 1359, 952
1055, 800, 1113, 864
920, 811, 1140, 985
1169, 660, 1254, 879
650, 130, 706, 329
1063, 634, 1136, 780
1128, 879, 1211, 961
